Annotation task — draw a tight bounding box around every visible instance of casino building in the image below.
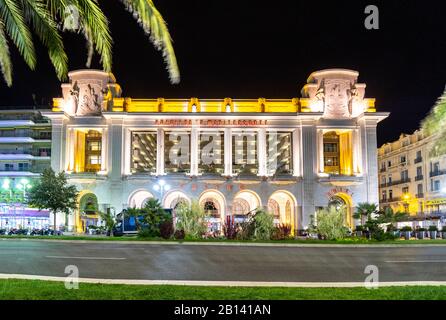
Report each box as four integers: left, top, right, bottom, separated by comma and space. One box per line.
44, 68, 388, 233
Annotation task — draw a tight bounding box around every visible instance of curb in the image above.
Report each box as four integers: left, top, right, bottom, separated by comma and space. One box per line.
2, 238, 446, 248
1, 273, 446, 287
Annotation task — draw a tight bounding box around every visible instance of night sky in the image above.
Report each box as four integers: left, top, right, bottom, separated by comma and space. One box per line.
0, 0, 445, 146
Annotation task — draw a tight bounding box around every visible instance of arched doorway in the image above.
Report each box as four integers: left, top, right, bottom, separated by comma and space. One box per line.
163, 190, 190, 227
78, 192, 99, 233
328, 193, 353, 228
199, 190, 226, 232
268, 190, 297, 234
128, 189, 154, 208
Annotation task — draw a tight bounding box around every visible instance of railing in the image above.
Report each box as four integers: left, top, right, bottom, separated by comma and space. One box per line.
380, 197, 401, 203
414, 157, 423, 164
430, 170, 446, 177
380, 167, 386, 173
0, 150, 51, 157
415, 175, 423, 181
381, 178, 411, 187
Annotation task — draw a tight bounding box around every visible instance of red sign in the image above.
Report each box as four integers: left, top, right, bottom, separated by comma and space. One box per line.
155, 119, 268, 127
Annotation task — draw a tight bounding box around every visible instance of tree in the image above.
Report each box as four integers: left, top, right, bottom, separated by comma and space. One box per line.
421, 87, 446, 155
27, 168, 79, 232
315, 206, 349, 240
353, 202, 378, 225
175, 200, 209, 239
140, 198, 169, 237
0, 0, 179, 87
98, 208, 116, 236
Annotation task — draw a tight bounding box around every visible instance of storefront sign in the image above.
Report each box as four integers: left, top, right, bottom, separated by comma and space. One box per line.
426, 198, 446, 206
326, 186, 353, 199
155, 119, 268, 127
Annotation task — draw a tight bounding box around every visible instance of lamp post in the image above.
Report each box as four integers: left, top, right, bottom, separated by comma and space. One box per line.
153, 179, 170, 204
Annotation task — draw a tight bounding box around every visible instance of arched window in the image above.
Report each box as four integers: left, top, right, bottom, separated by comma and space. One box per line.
203, 198, 220, 217
232, 198, 250, 217
267, 198, 280, 218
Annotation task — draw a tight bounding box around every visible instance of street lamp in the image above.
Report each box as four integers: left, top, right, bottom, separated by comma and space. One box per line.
16, 178, 32, 199
153, 179, 170, 202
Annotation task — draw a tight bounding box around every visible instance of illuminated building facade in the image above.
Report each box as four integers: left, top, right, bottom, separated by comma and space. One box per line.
0, 110, 51, 229
44, 69, 388, 233
378, 130, 446, 223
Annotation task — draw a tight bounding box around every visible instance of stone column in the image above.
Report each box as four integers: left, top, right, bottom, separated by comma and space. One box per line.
156, 128, 165, 176
190, 127, 199, 176
301, 123, 318, 228
292, 128, 301, 177
317, 129, 324, 174
258, 128, 267, 176
224, 128, 232, 176
100, 127, 108, 172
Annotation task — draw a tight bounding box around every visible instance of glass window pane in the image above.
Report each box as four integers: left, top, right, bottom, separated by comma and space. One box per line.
199, 131, 224, 175
164, 131, 191, 174
266, 131, 292, 175
131, 131, 157, 174
232, 131, 258, 175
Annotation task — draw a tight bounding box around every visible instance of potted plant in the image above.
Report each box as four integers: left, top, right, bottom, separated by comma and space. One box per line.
417, 227, 426, 239
355, 225, 364, 237
401, 226, 412, 240
428, 225, 438, 239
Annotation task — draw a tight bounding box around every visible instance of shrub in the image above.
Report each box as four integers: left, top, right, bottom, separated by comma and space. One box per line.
174, 229, 185, 240
418, 227, 427, 232
355, 225, 364, 232
428, 225, 438, 231
137, 227, 152, 238
175, 200, 209, 239
401, 226, 412, 232
159, 219, 174, 239
316, 206, 349, 240
271, 224, 292, 240
442, 226, 446, 232
251, 209, 275, 240
223, 216, 238, 240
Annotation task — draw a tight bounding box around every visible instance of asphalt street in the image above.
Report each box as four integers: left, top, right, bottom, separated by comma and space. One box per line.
0, 240, 446, 282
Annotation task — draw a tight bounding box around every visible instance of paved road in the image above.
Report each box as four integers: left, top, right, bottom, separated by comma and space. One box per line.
1, 240, 446, 282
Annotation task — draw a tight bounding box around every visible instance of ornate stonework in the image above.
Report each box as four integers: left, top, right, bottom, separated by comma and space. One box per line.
302, 69, 368, 119
59, 70, 121, 116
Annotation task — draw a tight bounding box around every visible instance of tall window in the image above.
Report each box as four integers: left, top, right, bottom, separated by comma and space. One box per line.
266, 131, 292, 175
131, 131, 157, 174
323, 130, 353, 175
85, 130, 102, 173
164, 131, 191, 174
198, 131, 224, 175
232, 131, 258, 175
323, 131, 340, 174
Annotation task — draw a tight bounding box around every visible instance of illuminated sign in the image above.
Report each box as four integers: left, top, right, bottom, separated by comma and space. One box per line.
154, 119, 268, 127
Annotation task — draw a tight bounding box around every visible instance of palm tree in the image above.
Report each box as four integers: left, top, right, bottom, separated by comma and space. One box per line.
0, 0, 179, 87
353, 202, 378, 225
421, 87, 446, 156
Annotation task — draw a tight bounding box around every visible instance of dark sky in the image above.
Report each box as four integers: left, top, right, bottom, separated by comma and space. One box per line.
1, 0, 446, 146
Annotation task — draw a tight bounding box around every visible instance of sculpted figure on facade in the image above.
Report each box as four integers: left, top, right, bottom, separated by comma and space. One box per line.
58, 70, 121, 116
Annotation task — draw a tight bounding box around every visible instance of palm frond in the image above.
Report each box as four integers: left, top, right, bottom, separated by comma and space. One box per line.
22, 0, 68, 80
75, 0, 112, 71
0, 19, 12, 86
121, 0, 180, 84
421, 87, 446, 156
0, 0, 36, 69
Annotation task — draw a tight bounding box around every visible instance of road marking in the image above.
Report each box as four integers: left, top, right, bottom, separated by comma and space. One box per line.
386, 260, 446, 263
0, 273, 446, 287
45, 256, 126, 260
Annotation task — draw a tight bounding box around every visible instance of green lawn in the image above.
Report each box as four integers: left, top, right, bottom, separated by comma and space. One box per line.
1, 234, 446, 245
0, 279, 445, 300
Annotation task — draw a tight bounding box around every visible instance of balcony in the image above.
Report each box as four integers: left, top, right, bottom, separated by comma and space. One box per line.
415, 175, 423, 181
381, 178, 411, 187
430, 170, 446, 177
414, 157, 423, 164
380, 197, 401, 203
416, 193, 424, 198
380, 167, 386, 173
